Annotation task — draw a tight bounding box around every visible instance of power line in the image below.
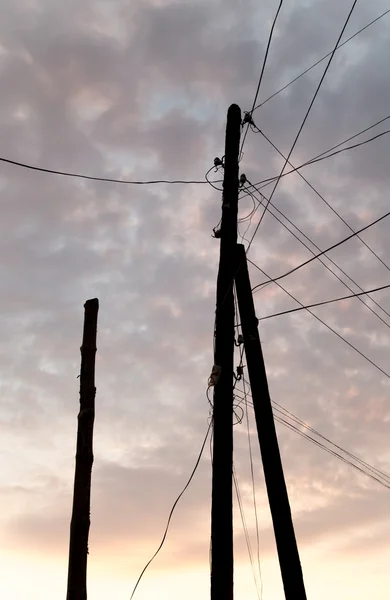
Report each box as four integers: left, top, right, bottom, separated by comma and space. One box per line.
274, 415, 390, 490
253, 126, 390, 277
269, 396, 390, 484
242, 376, 263, 597
234, 292, 263, 597
245, 129, 390, 189
241, 115, 390, 194
233, 466, 263, 600
259, 283, 390, 321
241, 186, 390, 336
243, 183, 390, 328
298, 115, 390, 164
241, 0, 284, 154
251, 208, 390, 292
244, 393, 390, 487
247, 258, 390, 380
252, 8, 390, 112
129, 421, 212, 600
245, 0, 359, 253
234, 388, 390, 490
295, 129, 390, 171
250, 0, 284, 114
0, 156, 207, 186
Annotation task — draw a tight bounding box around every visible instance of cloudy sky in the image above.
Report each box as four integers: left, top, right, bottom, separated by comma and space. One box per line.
0, 0, 390, 598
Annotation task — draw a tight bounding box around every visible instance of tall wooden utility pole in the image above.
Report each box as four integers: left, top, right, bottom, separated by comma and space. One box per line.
235, 244, 306, 600
67, 298, 99, 600
211, 104, 241, 600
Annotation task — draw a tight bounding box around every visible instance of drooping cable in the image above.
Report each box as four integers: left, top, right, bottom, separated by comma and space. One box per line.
241, 0, 284, 154
247, 258, 390, 380
243, 182, 390, 327
241, 115, 390, 194
254, 125, 390, 276
251, 208, 390, 293
252, 8, 390, 112
234, 386, 390, 490
129, 420, 212, 600
233, 465, 263, 600
274, 415, 390, 490
259, 283, 390, 321
242, 375, 263, 597
245, 0, 359, 253
270, 396, 390, 484
0, 157, 208, 186
234, 288, 263, 596
205, 165, 224, 192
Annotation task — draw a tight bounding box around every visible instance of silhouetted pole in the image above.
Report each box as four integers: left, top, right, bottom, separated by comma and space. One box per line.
235, 244, 306, 600
66, 299, 99, 600
211, 104, 241, 600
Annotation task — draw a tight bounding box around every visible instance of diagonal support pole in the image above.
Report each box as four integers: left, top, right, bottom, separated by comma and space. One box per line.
235, 244, 306, 600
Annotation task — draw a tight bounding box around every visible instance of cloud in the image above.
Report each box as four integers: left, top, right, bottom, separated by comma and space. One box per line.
1, 0, 390, 598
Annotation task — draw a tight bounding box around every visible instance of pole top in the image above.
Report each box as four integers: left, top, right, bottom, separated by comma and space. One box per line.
84, 298, 99, 310
228, 104, 241, 119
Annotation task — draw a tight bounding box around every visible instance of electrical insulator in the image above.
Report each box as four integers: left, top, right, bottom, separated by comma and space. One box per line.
208, 365, 222, 387
236, 365, 244, 378
242, 111, 255, 126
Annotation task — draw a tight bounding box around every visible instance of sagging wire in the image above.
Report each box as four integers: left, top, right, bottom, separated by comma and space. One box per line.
129, 419, 212, 600
205, 160, 224, 194
234, 286, 264, 597
242, 375, 263, 598
238, 186, 263, 246
233, 465, 263, 600
209, 156, 253, 239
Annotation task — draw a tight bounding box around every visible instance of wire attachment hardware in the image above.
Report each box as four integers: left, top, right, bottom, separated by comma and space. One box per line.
208, 365, 222, 387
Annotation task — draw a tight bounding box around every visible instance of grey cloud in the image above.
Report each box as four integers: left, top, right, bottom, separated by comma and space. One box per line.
0, 0, 390, 596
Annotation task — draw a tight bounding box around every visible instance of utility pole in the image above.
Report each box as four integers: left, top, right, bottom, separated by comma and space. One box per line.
67, 298, 99, 600
235, 244, 306, 600
211, 104, 241, 600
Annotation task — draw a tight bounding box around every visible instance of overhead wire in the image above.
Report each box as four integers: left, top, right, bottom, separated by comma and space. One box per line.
245, 0, 359, 253
233, 290, 246, 425
233, 465, 263, 600
295, 129, 390, 170
234, 387, 390, 490
273, 414, 390, 490
259, 282, 390, 321
241, 115, 390, 194
243, 182, 390, 327
270, 396, 390, 485
0, 156, 210, 186
295, 114, 390, 164
129, 420, 212, 600
238, 191, 257, 224
252, 125, 390, 277
205, 165, 224, 191
252, 8, 390, 112
234, 288, 263, 596
241, 0, 284, 154
247, 258, 390, 381
246, 131, 390, 188
242, 373, 263, 597
251, 207, 390, 292
232, 325, 267, 600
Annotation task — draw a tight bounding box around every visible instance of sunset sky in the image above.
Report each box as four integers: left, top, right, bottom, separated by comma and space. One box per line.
1, 0, 390, 598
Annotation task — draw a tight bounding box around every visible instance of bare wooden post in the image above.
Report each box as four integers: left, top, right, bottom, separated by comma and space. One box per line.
66, 299, 99, 600
211, 104, 241, 600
